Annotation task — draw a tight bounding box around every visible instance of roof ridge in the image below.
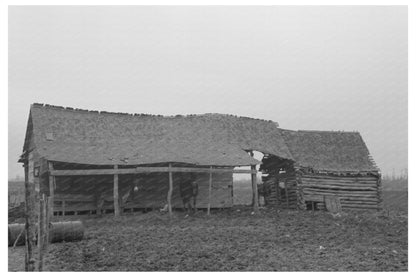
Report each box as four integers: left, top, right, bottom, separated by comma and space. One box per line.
32, 103, 164, 117
200, 113, 278, 125
30, 103, 279, 124
296, 129, 360, 134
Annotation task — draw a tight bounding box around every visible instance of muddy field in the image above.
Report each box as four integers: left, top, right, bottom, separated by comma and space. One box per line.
8, 205, 407, 271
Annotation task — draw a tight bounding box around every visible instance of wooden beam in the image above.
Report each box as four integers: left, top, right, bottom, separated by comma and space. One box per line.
167, 163, 173, 217
275, 181, 279, 210
62, 200, 65, 217
285, 183, 289, 208
48, 162, 55, 219
51, 168, 135, 176
207, 166, 213, 216
50, 167, 257, 176
113, 165, 120, 217
37, 194, 46, 271
251, 165, 259, 213
45, 196, 50, 250
249, 152, 259, 213
24, 162, 36, 271
96, 195, 103, 215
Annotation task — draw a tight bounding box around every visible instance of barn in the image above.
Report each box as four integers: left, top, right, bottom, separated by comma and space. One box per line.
18, 103, 293, 216
261, 129, 382, 211
19, 103, 381, 216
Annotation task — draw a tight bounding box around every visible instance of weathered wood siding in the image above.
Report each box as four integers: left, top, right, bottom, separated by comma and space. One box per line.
263, 171, 381, 211
263, 174, 298, 209
299, 173, 382, 210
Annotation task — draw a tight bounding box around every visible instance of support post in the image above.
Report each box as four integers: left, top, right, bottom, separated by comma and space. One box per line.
167, 163, 173, 217
48, 162, 55, 219
207, 166, 213, 215
96, 194, 102, 215
285, 182, 289, 208
114, 165, 120, 217
377, 173, 382, 210
24, 162, 36, 271
45, 196, 50, 246
275, 180, 279, 210
37, 194, 45, 271
249, 151, 259, 213
62, 200, 65, 217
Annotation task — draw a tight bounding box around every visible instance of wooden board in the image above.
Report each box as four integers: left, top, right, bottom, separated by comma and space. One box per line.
51, 167, 256, 176
324, 196, 342, 213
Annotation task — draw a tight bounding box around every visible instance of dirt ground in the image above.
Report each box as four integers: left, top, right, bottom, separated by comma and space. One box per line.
8, 206, 407, 272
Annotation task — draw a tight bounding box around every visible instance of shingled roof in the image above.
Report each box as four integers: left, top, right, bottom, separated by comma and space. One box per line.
22, 104, 293, 166
280, 129, 379, 172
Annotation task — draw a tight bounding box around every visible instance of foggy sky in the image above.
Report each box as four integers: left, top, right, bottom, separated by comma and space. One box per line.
8, 6, 408, 179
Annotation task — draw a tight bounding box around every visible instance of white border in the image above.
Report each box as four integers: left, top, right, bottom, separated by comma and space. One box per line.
1, 1, 413, 276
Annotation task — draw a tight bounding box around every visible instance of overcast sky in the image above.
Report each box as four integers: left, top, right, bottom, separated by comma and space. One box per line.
8, 6, 407, 179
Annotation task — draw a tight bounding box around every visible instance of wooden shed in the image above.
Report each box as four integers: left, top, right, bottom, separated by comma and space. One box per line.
261, 129, 381, 211
18, 103, 293, 216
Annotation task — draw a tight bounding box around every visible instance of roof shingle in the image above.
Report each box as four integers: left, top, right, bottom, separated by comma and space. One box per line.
280, 129, 379, 172
27, 104, 293, 166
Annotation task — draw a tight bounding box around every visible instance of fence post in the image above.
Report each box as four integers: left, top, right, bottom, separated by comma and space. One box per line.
24, 162, 36, 271
167, 163, 173, 217
207, 167, 213, 215
114, 165, 120, 217
37, 194, 45, 271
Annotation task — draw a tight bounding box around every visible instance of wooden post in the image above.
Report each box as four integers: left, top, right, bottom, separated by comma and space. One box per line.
37, 194, 45, 271
24, 162, 36, 271
377, 174, 382, 210
62, 200, 65, 217
249, 151, 259, 213
285, 182, 289, 208
251, 165, 259, 212
48, 162, 55, 219
45, 196, 50, 246
167, 163, 173, 217
207, 166, 213, 215
275, 179, 279, 210
114, 165, 120, 217
96, 194, 102, 215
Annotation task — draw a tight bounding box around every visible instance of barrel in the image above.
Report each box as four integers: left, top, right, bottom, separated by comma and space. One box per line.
49, 221, 84, 243
8, 221, 85, 247
8, 223, 25, 246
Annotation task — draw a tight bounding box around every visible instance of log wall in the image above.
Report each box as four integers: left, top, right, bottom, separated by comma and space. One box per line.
299, 173, 382, 210
263, 174, 298, 209
262, 170, 381, 211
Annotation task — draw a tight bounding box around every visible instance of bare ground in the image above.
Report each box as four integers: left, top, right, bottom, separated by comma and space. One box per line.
8, 206, 407, 271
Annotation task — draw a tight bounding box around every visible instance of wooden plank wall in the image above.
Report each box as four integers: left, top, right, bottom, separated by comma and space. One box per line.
299, 173, 381, 210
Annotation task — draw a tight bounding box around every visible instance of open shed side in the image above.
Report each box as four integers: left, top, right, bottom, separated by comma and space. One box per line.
19, 103, 295, 216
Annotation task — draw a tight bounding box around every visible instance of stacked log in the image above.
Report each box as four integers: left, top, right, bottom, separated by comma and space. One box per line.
282, 176, 298, 209
300, 174, 381, 210
295, 170, 306, 210
261, 175, 278, 206
261, 174, 299, 209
